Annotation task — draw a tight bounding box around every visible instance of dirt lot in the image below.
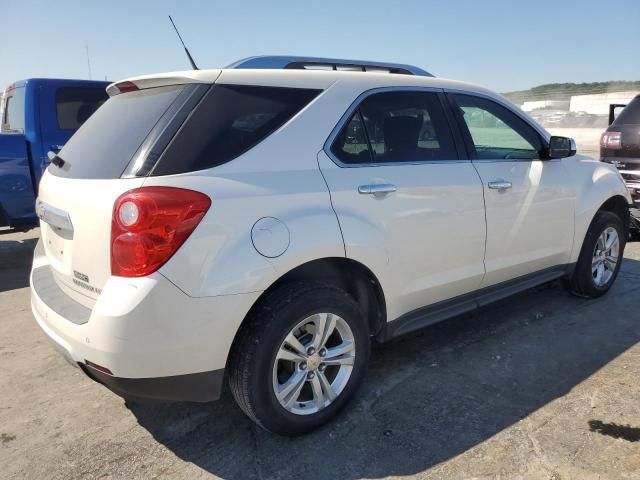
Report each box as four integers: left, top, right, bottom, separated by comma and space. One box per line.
1, 229, 639, 480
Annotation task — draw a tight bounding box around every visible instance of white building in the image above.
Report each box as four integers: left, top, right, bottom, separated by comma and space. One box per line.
569, 91, 640, 115
521, 100, 569, 112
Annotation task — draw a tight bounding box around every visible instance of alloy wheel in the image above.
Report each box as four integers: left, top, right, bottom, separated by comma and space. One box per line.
272, 313, 355, 415
592, 226, 620, 287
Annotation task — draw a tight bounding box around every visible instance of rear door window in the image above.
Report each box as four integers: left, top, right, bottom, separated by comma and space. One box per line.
1, 87, 26, 132
51, 85, 187, 179
331, 90, 458, 165
151, 85, 321, 176
55, 87, 108, 130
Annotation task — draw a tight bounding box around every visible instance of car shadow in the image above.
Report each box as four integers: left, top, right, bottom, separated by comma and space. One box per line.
0, 236, 38, 292
125, 256, 640, 480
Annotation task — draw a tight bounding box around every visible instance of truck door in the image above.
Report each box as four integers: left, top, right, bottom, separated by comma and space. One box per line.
0, 85, 37, 228
36, 82, 108, 188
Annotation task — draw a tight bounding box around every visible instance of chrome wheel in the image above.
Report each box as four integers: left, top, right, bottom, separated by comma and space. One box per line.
592, 226, 620, 287
272, 313, 355, 416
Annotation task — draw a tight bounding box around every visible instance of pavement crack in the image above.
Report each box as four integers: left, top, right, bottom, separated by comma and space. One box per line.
249, 423, 264, 480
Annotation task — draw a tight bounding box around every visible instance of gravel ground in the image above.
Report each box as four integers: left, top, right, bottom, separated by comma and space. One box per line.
1, 229, 639, 480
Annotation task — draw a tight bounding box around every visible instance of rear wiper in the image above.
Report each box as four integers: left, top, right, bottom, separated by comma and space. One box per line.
47, 151, 71, 171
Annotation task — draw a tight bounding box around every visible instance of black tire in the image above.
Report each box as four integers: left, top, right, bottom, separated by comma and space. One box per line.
629, 206, 640, 241
227, 281, 370, 436
568, 210, 625, 298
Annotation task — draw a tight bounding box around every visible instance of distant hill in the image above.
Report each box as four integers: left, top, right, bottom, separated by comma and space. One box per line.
503, 81, 640, 105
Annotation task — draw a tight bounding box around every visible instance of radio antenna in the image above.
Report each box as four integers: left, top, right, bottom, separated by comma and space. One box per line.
168, 15, 199, 70
85, 43, 92, 79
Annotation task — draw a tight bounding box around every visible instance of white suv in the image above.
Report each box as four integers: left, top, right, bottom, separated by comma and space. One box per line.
31, 56, 631, 435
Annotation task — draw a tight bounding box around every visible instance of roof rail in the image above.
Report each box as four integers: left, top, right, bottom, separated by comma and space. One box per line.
226, 56, 434, 77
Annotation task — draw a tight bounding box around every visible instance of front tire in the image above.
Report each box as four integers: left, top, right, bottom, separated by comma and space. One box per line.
228, 282, 370, 436
568, 210, 625, 298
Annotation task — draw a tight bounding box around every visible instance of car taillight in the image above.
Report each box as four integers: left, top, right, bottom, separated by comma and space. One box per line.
600, 131, 622, 149
111, 187, 211, 277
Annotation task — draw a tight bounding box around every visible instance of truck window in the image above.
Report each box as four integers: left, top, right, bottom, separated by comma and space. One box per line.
2, 87, 26, 132
56, 87, 109, 130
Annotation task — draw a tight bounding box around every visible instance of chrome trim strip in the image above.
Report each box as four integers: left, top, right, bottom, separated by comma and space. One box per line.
36, 199, 73, 235
226, 56, 433, 77
322, 86, 471, 168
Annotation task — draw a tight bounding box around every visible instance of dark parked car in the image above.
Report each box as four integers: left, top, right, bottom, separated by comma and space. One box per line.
601, 94, 640, 233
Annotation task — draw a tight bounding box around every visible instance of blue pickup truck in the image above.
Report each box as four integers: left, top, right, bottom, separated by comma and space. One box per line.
0, 78, 109, 233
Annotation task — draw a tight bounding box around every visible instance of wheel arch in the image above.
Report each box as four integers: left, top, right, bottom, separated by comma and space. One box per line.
227, 257, 387, 367
598, 195, 630, 234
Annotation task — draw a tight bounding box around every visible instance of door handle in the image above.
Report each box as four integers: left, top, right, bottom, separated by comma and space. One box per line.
487, 180, 512, 190
358, 183, 397, 195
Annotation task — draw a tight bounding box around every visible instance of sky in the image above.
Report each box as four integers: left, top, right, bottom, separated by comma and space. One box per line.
1, 0, 639, 93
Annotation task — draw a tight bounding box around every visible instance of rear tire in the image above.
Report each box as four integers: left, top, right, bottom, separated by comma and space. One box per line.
228, 281, 370, 436
567, 211, 625, 298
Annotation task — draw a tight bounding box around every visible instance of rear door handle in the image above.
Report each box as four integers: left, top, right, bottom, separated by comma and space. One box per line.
358, 184, 397, 195
487, 180, 512, 190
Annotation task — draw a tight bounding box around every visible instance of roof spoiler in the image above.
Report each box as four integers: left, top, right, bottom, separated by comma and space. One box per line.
226, 56, 434, 77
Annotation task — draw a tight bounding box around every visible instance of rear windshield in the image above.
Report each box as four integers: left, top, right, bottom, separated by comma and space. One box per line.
50, 85, 186, 179
1, 87, 25, 132
613, 96, 640, 125
150, 84, 321, 176
56, 87, 108, 130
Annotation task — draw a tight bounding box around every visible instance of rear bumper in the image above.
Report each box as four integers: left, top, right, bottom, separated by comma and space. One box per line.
81, 364, 225, 402
601, 157, 640, 200
30, 241, 261, 402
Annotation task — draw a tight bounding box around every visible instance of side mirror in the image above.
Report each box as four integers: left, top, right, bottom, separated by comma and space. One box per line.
547, 136, 576, 159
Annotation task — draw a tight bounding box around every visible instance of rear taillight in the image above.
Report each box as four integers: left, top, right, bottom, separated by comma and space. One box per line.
600, 131, 622, 149
113, 81, 139, 93
111, 187, 211, 277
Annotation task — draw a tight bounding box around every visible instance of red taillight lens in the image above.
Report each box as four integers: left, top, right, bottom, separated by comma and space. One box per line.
111, 187, 211, 277
600, 131, 622, 149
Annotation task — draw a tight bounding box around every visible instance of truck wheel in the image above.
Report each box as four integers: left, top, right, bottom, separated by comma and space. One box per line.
568, 211, 625, 298
228, 282, 370, 436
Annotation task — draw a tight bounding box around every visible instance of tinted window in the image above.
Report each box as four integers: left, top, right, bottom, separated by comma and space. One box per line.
51, 85, 186, 179
452, 94, 542, 160
152, 85, 321, 175
613, 96, 640, 125
56, 87, 108, 130
331, 110, 373, 164
331, 91, 457, 164
2, 87, 25, 132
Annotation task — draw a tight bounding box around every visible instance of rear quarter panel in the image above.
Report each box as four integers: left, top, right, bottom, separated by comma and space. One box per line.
150, 83, 351, 297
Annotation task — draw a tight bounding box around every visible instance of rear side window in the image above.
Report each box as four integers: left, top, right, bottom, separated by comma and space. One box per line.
2, 87, 26, 132
51, 85, 186, 179
331, 91, 458, 164
613, 96, 640, 125
56, 87, 108, 130
151, 85, 320, 176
